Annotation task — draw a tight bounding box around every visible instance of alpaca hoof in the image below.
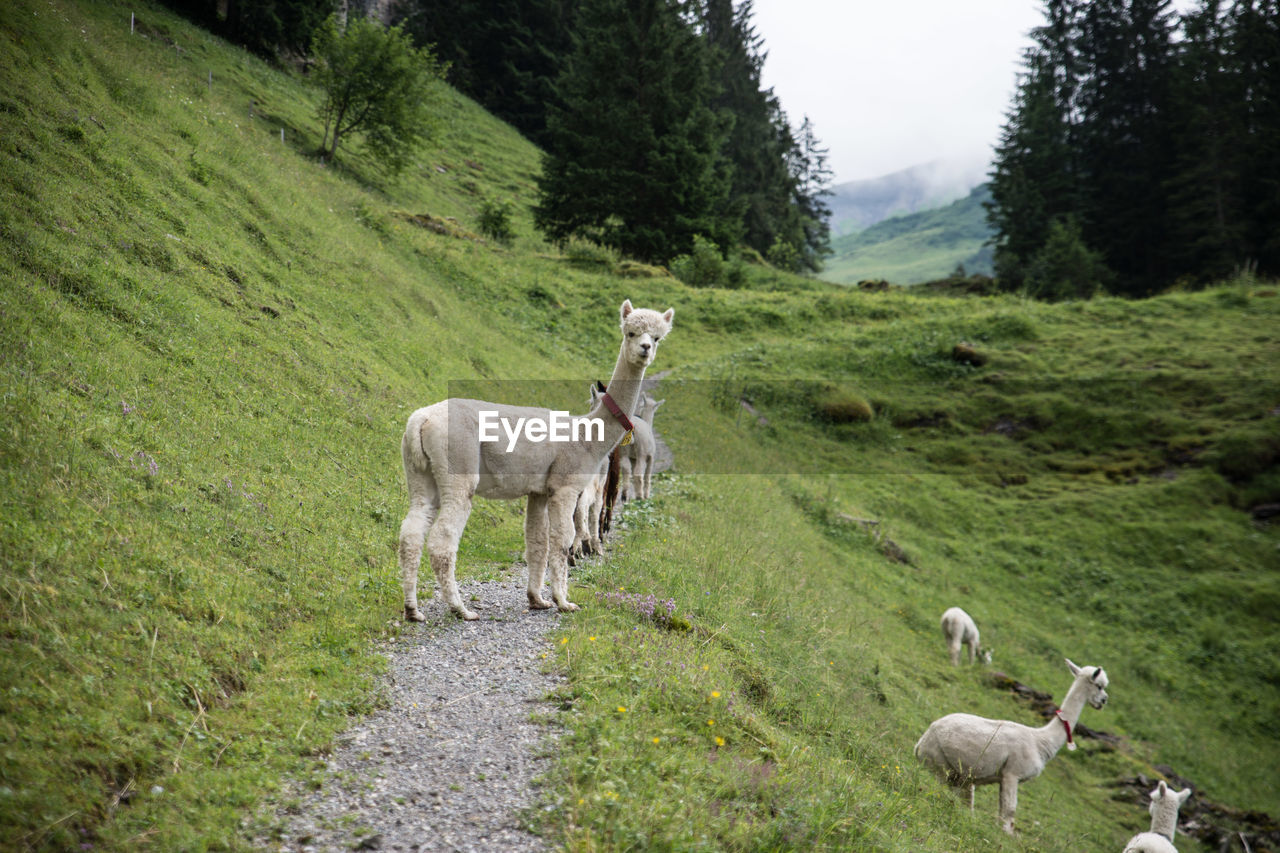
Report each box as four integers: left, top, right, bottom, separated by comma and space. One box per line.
528, 594, 553, 610
557, 601, 580, 613
404, 606, 426, 623
456, 609, 480, 621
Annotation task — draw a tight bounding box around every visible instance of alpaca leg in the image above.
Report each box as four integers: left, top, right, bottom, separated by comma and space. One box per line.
547, 490, 581, 612
998, 772, 1019, 835
525, 493, 553, 609
398, 467, 438, 622
426, 493, 476, 621
949, 641, 961, 666
631, 467, 643, 502
643, 456, 653, 499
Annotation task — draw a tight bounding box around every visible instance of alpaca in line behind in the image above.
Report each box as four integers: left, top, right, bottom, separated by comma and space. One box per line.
1123, 780, 1192, 853
914, 659, 1109, 834
628, 394, 664, 500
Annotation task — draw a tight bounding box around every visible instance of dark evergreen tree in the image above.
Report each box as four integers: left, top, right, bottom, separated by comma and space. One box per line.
159, 0, 336, 56
702, 0, 783, 254
1164, 0, 1247, 281
1228, 0, 1280, 274
394, 0, 577, 145
534, 0, 729, 264
785, 115, 833, 273
1075, 0, 1178, 294
987, 30, 1081, 289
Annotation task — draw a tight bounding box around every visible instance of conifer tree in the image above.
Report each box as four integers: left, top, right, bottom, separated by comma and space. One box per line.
1164, 0, 1246, 281
534, 0, 729, 263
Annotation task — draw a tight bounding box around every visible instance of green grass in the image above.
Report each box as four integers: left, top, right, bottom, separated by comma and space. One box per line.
2, 2, 1279, 851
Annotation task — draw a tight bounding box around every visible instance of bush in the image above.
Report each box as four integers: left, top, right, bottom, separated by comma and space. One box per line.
815, 386, 874, 423
477, 197, 515, 245
670, 235, 726, 287
1024, 216, 1113, 301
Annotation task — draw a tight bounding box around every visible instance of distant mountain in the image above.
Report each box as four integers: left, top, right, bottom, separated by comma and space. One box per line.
820, 184, 994, 286
826, 159, 989, 237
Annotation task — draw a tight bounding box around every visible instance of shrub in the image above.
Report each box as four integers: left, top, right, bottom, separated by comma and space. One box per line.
477, 197, 514, 245
670, 235, 726, 287
1024, 216, 1113, 301
815, 386, 874, 423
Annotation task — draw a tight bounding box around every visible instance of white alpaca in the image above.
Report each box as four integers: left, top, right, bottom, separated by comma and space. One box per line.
627, 394, 664, 500
570, 387, 609, 559
914, 659, 1110, 835
1123, 781, 1192, 853
398, 299, 674, 620
940, 606, 989, 665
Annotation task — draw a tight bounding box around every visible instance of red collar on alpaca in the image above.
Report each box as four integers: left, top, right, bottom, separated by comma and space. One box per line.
1054, 709, 1076, 750
595, 380, 635, 432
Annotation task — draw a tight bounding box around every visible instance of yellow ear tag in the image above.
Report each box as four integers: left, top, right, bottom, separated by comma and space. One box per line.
620, 430, 634, 447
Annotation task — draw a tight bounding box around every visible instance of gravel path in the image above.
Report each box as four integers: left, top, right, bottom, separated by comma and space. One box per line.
269, 575, 565, 853
269, 388, 672, 853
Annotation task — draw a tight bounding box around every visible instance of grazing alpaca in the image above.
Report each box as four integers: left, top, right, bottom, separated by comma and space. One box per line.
940, 606, 989, 665
627, 394, 664, 500
914, 659, 1109, 835
398, 299, 674, 620
1123, 781, 1192, 853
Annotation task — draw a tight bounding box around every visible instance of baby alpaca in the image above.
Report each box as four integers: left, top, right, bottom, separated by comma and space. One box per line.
915, 659, 1109, 835
940, 606, 988, 665
1123, 781, 1192, 853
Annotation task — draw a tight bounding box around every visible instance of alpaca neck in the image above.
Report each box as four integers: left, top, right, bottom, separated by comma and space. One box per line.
1150, 802, 1179, 840
1034, 678, 1090, 759
585, 349, 647, 453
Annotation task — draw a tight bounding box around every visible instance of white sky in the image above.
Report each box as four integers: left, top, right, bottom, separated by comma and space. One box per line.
751, 0, 1045, 184
747, 0, 1044, 183
751, 0, 1199, 186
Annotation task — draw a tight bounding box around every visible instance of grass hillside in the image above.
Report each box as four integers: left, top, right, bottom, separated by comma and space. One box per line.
822, 185, 994, 285
3, 2, 1278, 851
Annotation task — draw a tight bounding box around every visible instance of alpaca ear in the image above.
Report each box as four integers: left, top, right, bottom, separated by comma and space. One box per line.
620, 299, 634, 322
1092, 667, 1106, 684
1177, 788, 1192, 805
662, 307, 674, 324
1157, 780, 1169, 796
1065, 658, 1081, 677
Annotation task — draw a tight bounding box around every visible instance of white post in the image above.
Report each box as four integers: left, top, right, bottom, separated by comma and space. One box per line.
280, 128, 285, 144
208, 70, 212, 92
130, 12, 135, 34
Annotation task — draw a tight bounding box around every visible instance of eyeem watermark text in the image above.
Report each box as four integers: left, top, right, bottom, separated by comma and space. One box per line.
478, 410, 604, 452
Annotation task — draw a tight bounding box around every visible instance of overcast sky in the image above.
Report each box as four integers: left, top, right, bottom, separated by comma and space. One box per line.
749, 0, 1049, 186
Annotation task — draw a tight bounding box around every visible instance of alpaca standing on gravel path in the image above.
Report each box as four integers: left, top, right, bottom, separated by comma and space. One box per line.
628, 394, 664, 500
1123, 781, 1192, 853
914, 659, 1110, 835
940, 606, 988, 665
398, 300, 673, 620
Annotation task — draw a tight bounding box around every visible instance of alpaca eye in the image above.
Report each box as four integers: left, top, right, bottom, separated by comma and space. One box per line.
627, 332, 636, 338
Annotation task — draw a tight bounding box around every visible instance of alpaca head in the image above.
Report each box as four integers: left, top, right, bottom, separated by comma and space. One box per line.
1149, 780, 1192, 827
619, 299, 674, 369
979, 646, 993, 664
1065, 658, 1109, 708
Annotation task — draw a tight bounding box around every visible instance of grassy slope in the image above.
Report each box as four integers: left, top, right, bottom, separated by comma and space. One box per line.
822, 186, 994, 285
2, 2, 1278, 851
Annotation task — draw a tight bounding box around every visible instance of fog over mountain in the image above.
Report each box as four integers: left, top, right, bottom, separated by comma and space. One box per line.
827, 157, 990, 236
